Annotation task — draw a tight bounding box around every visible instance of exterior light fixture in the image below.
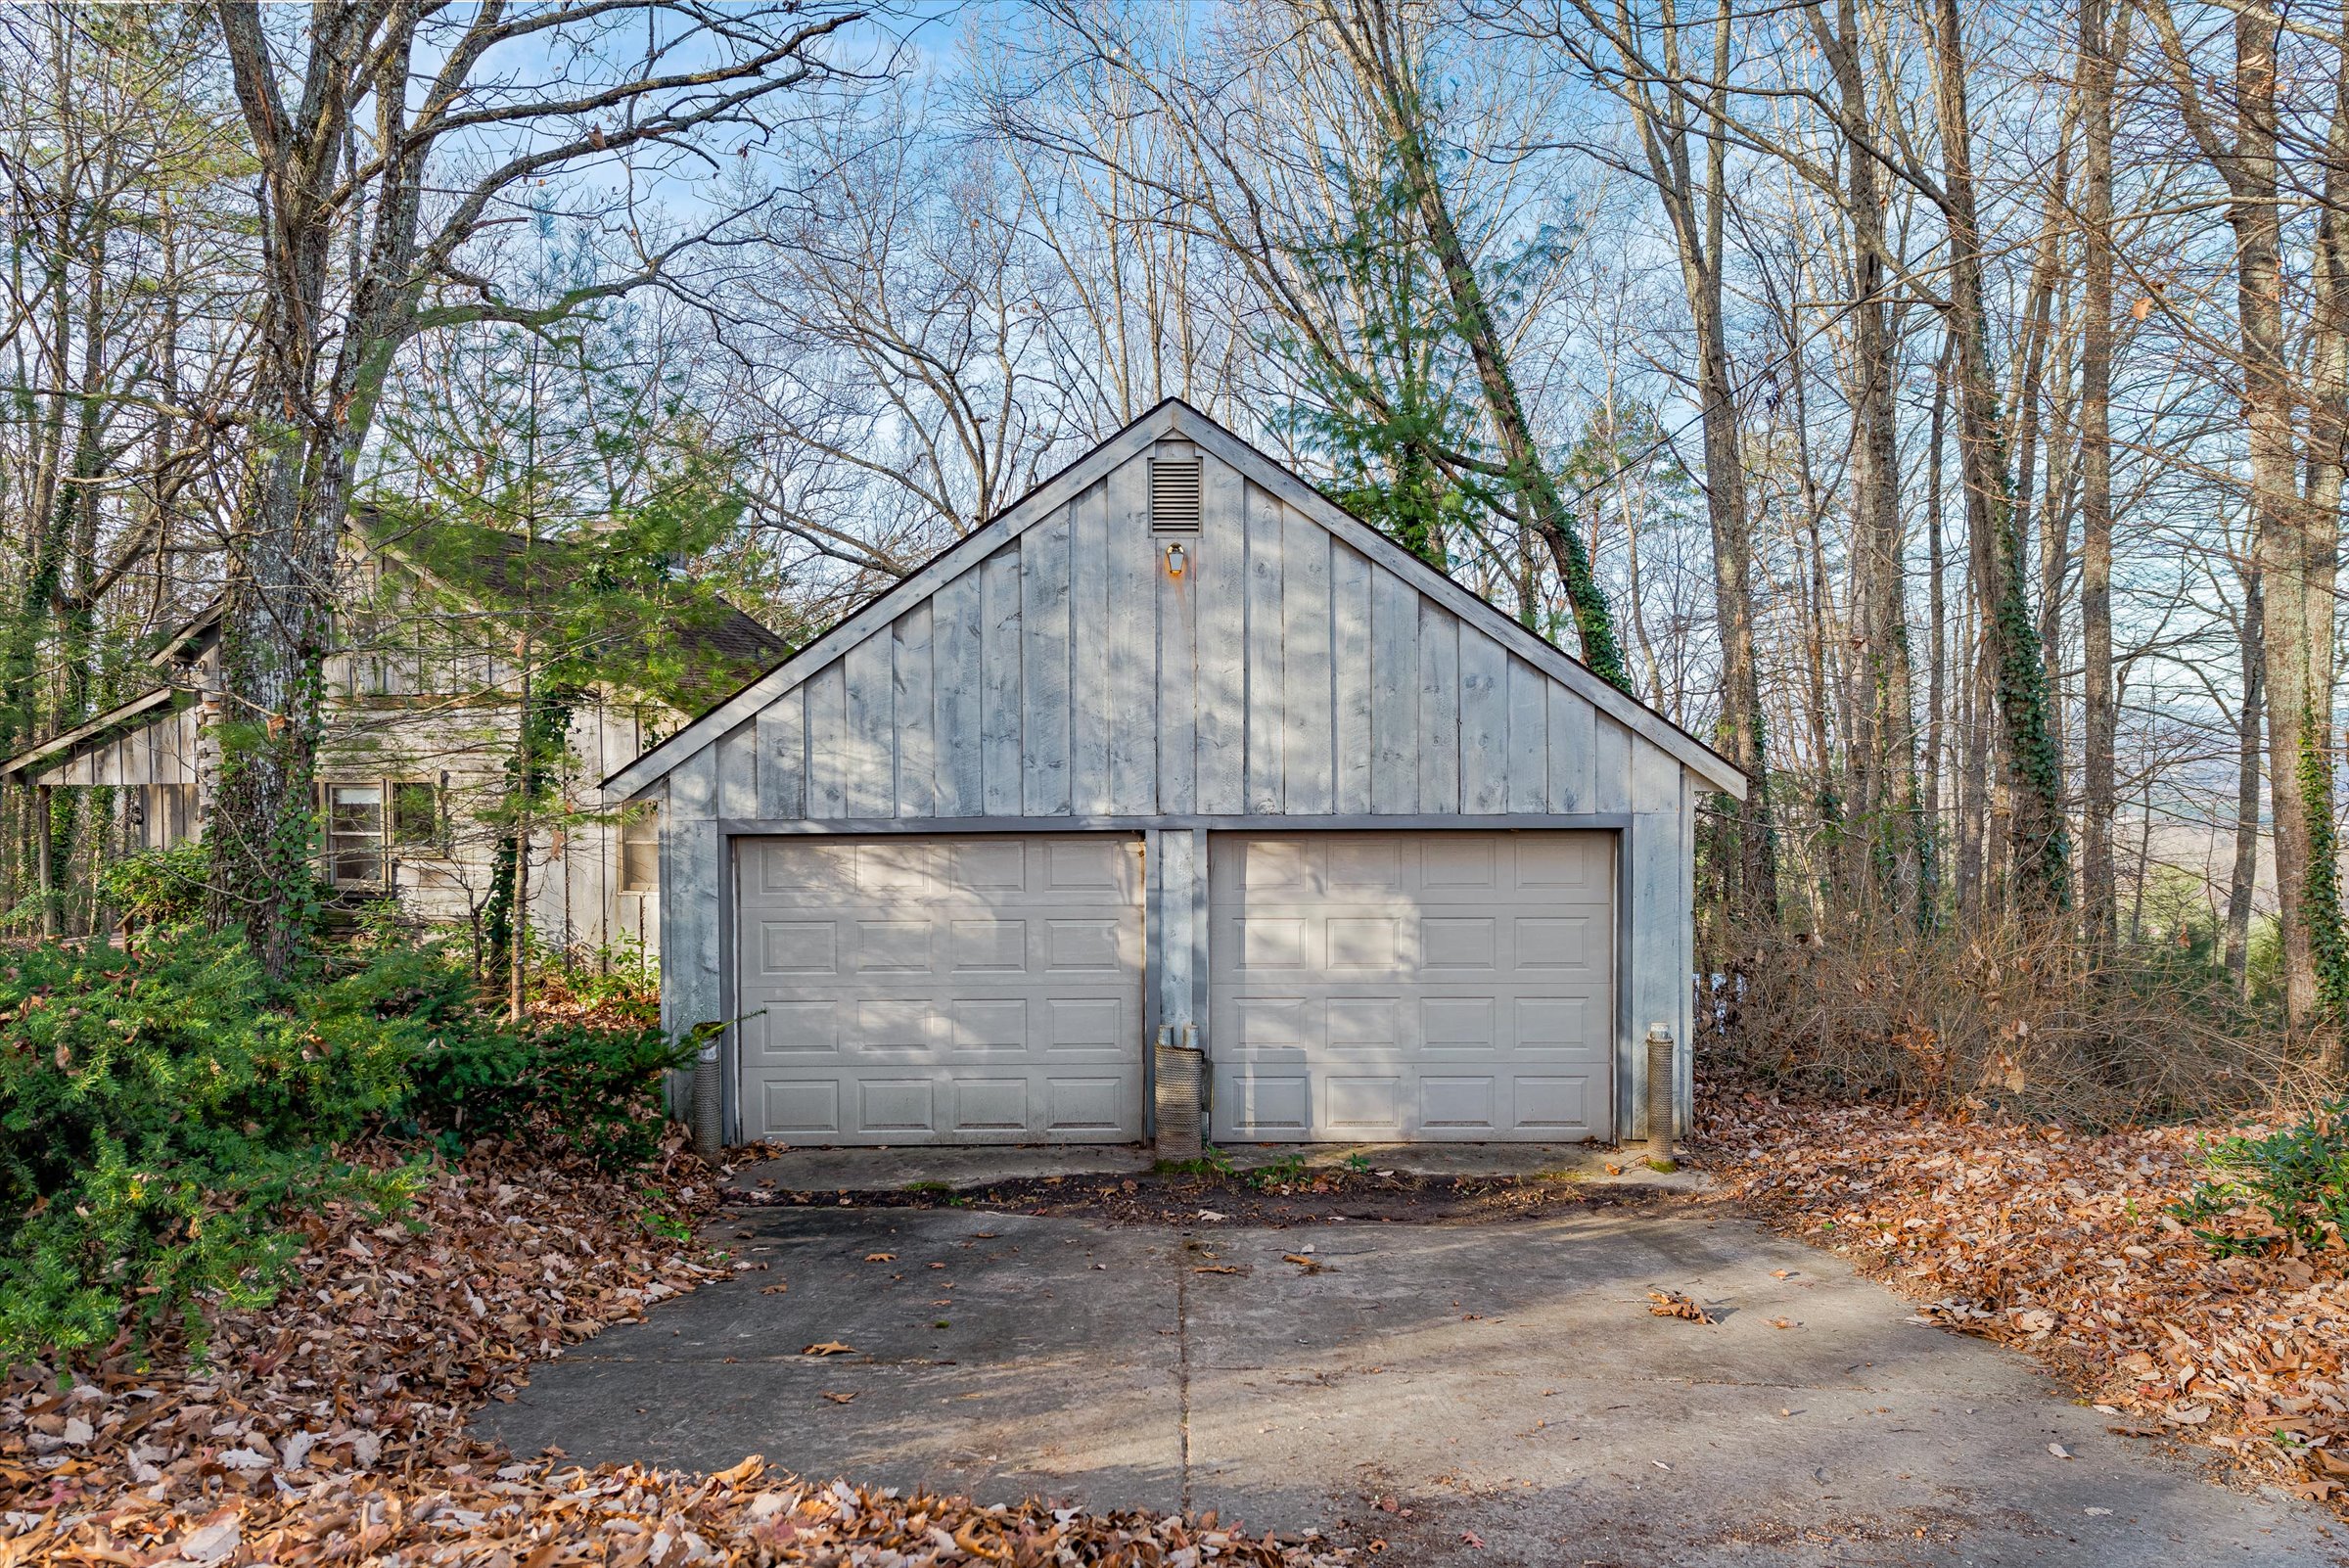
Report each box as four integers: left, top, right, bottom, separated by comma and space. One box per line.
1165, 540, 1188, 578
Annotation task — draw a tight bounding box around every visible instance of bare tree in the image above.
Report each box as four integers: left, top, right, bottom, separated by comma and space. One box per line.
205, 0, 866, 973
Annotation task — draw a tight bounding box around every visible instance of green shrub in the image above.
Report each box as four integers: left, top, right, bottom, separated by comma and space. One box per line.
2170, 1101, 2349, 1257
0, 921, 686, 1365
399, 1021, 693, 1169
98, 843, 210, 927
0, 925, 432, 1360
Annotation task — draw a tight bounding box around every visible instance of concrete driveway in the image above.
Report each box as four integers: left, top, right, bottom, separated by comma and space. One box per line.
482, 1197, 2346, 1566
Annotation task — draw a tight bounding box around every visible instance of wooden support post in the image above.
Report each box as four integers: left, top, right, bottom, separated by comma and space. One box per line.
36, 786, 57, 939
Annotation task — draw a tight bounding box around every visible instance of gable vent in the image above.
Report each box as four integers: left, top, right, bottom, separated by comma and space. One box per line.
1149, 447, 1202, 532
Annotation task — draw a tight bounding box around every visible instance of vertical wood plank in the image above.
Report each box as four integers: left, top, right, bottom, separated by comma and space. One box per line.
1156, 476, 1198, 815
1189, 825, 1212, 1054
1678, 771, 1697, 1131
1628, 808, 1680, 1140
932, 572, 983, 816
659, 818, 722, 1042
1244, 482, 1286, 812
1068, 481, 1112, 813
754, 685, 806, 819
1282, 503, 1334, 814
843, 631, 896, 817
669, 743, 717, 821
1458, 623, 1508, 813
1369, 565, 1418, 813
1152, 827, 1199, 1032
1633, 733, 1680, 818
1331, 545, 1372, 814
1023, 507, 1073, 814
1506, 656, 1548, 812
182, 708, 201, 783
1417, 602, 1460, 811
805, 661, 848, 818
1591, 715, 1633, 813
1108, 457, 1161, 813
1547, 682, 1592, 813
1194, 455, 1247, 813
896, 602, 935, 817
981, 546, 1024, 815
715, 720, 759, 818
155, 708, 180, 785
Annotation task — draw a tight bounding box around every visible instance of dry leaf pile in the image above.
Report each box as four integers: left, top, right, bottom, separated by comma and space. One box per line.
1645, 1290, 1715, 1324
0, 1130, 1353, 1565
1699, 1087, 2349, 1505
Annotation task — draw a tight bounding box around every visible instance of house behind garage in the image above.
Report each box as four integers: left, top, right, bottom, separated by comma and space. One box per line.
603, 400, 1746, 1153
4, 514, 785, 958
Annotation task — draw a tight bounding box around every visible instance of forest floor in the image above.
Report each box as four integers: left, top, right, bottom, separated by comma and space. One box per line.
6, 1093, 2349, 1565
1696, 1084, 2349, 1506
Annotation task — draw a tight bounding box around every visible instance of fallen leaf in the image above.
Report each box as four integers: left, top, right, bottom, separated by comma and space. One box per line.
0, 1125, 1351, 1568
863, 1253, 896, 1263
760, 1281, 789, 1294
2049, 1443, 2073, 1459
821, 1392, 857, 1405
802, 1341, 856, 1356
1194, 1265, 1244, 1275
1647, 1289, 1716, 1324
1283, 1253, 1330, 1272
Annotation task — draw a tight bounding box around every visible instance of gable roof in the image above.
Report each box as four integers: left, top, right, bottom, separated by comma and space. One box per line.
356, 510, 790, 688
3, 513, 790, 783
602, 398, 1747, 802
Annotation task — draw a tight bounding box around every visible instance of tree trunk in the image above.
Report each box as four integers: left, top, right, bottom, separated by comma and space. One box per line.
2227, 576, 2265, 989
1811, 0, 1920, 919
2079, 0, 2124, 960
2301, 21, 2349, 1047
1931, 0, 2073, 913
1608, 0, 1776, 916
1314, 0, 1631, 690
1925, 334, 1954, 923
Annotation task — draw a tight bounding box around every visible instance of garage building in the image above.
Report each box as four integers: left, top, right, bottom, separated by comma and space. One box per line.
602, 400, 1747, 1153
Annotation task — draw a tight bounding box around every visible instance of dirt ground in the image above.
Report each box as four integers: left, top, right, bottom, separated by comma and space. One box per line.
719, 1163, 1668, 1226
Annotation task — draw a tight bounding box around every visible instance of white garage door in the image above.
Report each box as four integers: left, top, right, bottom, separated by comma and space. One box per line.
736, 835, 1144, 1144
1209, 832, 1614, 1141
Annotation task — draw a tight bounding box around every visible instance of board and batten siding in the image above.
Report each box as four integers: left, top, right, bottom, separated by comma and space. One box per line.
41, 702, 200, 788
650, 448, 1714, 1142
693, 470, 1641, 827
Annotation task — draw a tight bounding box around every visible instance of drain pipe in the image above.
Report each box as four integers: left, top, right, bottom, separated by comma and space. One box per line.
1645, 1023, 1676, 1165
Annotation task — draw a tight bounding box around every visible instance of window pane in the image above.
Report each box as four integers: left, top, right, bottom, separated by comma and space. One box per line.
331, 846, 383, 886
329, 784, 382, 835
392, 782, 438, 845
325, 785, 383, 886
619, 804, 659, 892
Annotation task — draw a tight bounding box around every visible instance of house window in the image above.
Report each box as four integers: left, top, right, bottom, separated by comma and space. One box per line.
326, 784, 385, 887
392, 781, 440, 848
619, 803, 660, 893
